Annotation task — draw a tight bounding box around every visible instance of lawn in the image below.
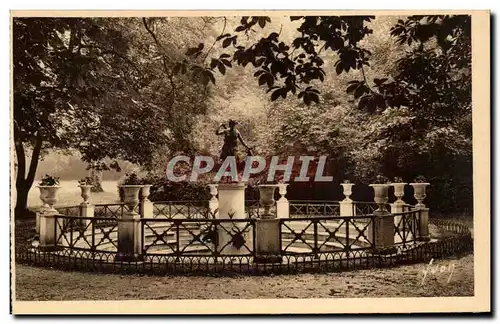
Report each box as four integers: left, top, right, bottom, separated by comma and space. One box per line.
15, 254, 474, 301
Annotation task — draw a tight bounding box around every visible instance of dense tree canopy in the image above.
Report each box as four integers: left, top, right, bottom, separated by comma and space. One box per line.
184, 15, 472, 211
13, 17, 215, 215
13, 15, 472, 214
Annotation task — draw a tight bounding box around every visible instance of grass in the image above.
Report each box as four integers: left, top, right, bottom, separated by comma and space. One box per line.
15, 254, 474, 300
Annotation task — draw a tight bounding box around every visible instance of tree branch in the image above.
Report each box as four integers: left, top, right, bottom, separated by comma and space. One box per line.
360, 64, 380, 95
142, 18, 177, 107
203, 17, 227, 63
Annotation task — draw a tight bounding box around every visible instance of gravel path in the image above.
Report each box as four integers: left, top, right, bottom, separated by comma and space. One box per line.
15, 254, 473, 300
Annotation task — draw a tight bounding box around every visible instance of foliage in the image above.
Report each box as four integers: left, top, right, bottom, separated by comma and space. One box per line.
38, 175, 60, 186
413, 175, 428, 183
13, 17, 214, 215
14, 15, 472, 214
373, 175, 391, 184
120, 173, 142, 186
179, 16, 376, 105
392, 176, 404, 183
149, 180, 211, 202
184, 15, 471, 212
78, 177, 93, 186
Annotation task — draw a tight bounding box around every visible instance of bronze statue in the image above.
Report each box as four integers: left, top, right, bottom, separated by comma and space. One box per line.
216, 119, 252, 162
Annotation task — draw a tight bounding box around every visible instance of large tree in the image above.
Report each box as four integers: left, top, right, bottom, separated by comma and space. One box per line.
12, 17, 214, 216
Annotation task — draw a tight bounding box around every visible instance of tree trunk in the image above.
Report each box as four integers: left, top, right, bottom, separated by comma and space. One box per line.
15, 182, 30, 217
14, 128, 43, 218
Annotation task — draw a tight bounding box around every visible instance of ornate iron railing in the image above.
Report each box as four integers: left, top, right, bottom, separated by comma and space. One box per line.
54, 215, 118, 253
17, 210, 473, 275
353, 201, 380, 215
289, 200, 340, 218
94, 203, 128, 218
244, 200, 278, 219
393, 209, 420, 247
141, 218, 255, 257
280, 215, 375, 254
151, 201, 210, 219
56, 206, 81, 217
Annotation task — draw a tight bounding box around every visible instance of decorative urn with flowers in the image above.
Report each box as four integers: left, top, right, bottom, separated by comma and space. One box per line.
410, 175, 430, 208
369, 175, 391, 212
37, 174, 61, 212
78, 177, 93, 205
391, 176, 407, 204
118, 173, 143, 215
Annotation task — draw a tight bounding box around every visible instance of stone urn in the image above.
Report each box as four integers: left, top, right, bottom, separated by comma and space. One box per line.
340, 182, 354, 202
119, 185, 142, 215
37, 186, 61, 212
140, 184, 152, 202
391, 183, 407, 204
369, 184, 390, 212
410, 183, 430, 208
78, 185, 93, 205
258, 184, 279, 219
277, 183, 289, 202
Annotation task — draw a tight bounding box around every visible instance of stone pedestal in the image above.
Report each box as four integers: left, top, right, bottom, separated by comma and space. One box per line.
410, 183, 431, 242
416, 208, 431, 241
390, 202, 404, 228
368, 210, 395, 250
116, 186, 143, 262
254, 218, 282, 263
390, 203, 404, 244
139, 201, 154, 218
39, 210, 58, 251
139, 185, 153, 219
276, 184, 289, 219
116, 214, 143, 262
79, 203, 94, 229
339, 201, 355, 217
217, 183, 251, 255
209, 199, 219, 218
218, 183, 246, 219
35, 211, 41, 235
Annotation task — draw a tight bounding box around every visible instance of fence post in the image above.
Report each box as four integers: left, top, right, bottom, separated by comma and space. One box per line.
276, 183, 289, 218
79, 203, 94, 229
116, 186, 143, 262
255, 185, 281, 263
390, 182, 407, 234
39, 210, 59, 251
369, 184, 395, 250
37, 186, 60, 250
410, 183, 431, 242
208, 184, 219, 218
139, 185, 154, 218
217, 183, 249, 255
340, 182, 355, 217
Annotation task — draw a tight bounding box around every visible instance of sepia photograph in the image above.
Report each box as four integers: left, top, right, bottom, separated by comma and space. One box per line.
10, 10, 490, 314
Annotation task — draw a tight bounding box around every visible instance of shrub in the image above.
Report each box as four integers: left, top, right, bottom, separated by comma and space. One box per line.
39, 174, 60, 186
